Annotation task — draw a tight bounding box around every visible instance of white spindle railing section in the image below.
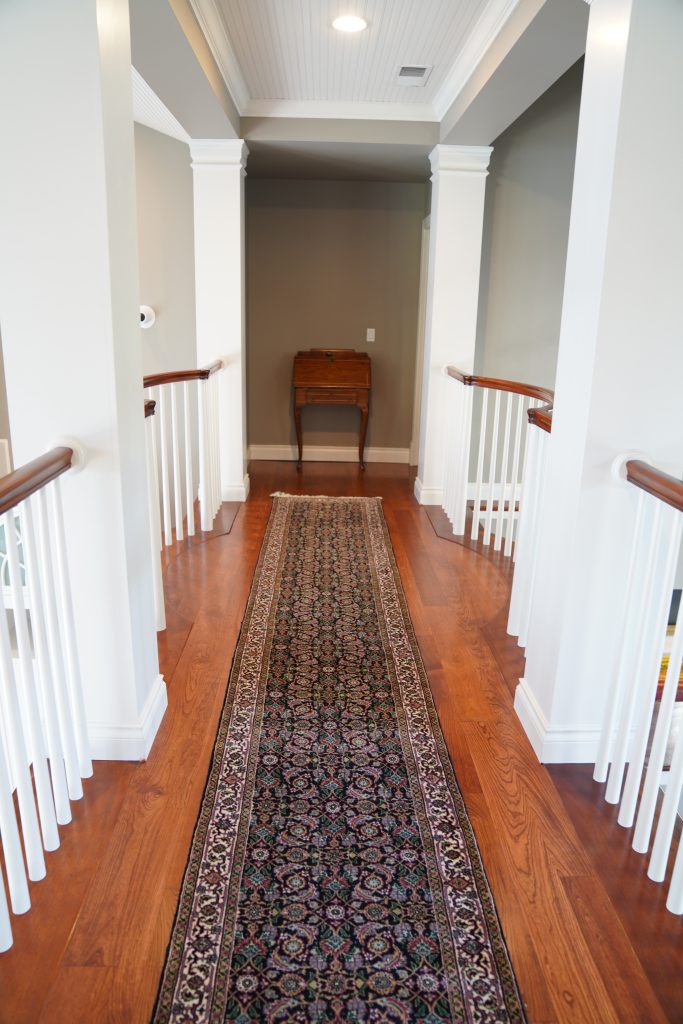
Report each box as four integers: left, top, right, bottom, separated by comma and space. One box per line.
0, 445, 91, 953
143, 361, 223, 554
442, 367, 553, 561
507, 405, 552, 646
594, 457, 683, 915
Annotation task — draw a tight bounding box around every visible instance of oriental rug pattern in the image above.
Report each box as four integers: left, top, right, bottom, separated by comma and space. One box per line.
153, 495, 525, 1024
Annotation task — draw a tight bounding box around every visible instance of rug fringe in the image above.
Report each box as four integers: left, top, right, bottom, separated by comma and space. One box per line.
270, 492, 383, 500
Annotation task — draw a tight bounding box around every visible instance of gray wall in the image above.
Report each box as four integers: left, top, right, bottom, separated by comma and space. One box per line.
246, 179, 426, 450
134, 123, 196, 375
475, 60, 583, 388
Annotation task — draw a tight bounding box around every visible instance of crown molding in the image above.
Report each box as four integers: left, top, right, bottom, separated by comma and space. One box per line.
242, 99, 438, 123
190, 138, 249, 167
131, 67, 191, 144
429, 144, 493, 176
187, 0, 250, 113
432, 0, 521, 120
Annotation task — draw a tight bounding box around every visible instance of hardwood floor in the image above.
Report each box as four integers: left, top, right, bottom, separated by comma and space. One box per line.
1, 462, 681, 1022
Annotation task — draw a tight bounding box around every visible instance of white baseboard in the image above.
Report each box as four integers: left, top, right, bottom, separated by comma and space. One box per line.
414, 477, 443, 506
248, 445, 410, 465
514, 678, 600, 763
89, 673, 168, 761
222, 474, 250, 502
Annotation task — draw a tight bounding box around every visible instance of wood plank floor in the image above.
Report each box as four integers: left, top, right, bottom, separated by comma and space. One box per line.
1, 462, 681, 1022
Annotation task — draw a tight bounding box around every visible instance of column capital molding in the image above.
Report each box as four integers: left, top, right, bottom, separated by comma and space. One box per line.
190, 139, 249, 169
429, 145, 493, 178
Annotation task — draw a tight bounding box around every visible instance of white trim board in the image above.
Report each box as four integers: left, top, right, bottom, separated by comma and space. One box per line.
89, 673, 168, 761
514, 678, 601, 764
248, 445, 410, 465
222, 474, 250, 502
413, 478, 443, 505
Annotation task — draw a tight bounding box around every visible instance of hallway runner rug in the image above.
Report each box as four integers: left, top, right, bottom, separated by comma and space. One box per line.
153, 495, 525, 1024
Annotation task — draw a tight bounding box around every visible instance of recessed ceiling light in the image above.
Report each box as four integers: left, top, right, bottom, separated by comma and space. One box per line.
332, 15, 367, 33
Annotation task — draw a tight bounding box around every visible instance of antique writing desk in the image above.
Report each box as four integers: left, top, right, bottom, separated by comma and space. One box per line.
292, 349, 372, 469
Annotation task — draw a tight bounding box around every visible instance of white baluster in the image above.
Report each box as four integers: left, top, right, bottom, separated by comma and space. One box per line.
504, 394, 525, 557
149, 393, 162, 551
441, 376, 457, 527
0, 861, 12, 952
198, 378, 211, 532
49, 480, 92, 780
452, 385, 473, 537
667, 833, 683, 915
34, 488, 82, 801
3, 509, 59, 850
184, 381, 195, 537
0, 715, 30, 916
618, 505, 681, 827
594, 490, 646, 783
211, 372, 221, 516
21, 496, 71, 824
470, 389, 488, 542
508, 421, 548, 645
508, 424, 536, 636
483, 390, 501, 547
158, 385, 172, 547
517, 430, 548, 648
170, 382, 184, 542
494, 392, 512, 552
145, 413, 166, 633
0, 559, 45, 881
606, 500, 663, 805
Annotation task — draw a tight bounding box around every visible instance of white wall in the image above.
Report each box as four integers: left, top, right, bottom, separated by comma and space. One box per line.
134, 123, 197, 375
476, 60, 583, 388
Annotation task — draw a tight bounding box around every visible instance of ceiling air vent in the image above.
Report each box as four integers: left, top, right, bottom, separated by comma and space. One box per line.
397, 65, 432, 87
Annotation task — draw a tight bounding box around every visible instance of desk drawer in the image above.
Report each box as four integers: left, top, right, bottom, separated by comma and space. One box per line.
305, 388, 358, 404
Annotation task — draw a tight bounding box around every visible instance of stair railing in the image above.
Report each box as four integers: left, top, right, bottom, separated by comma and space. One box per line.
0, 446, 91, 952
443, 366, 553, 557
593, 457, 683, 914
143, 360, 223, 548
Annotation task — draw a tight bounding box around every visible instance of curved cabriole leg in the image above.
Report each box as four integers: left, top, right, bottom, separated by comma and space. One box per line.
358, 403, 369, 470
294, 403, 303, 470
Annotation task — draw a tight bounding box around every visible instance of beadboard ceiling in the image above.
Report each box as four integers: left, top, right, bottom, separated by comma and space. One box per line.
189, 0, 521, 120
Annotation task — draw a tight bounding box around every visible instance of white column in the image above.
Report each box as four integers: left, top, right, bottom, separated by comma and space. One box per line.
515, 0, 683, 762
191, 140, 250, 502
415, 146, 492, 505
0, 0, 166, 759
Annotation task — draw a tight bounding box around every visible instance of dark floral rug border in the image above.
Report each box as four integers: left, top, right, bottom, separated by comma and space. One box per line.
153, 495, 526, 1023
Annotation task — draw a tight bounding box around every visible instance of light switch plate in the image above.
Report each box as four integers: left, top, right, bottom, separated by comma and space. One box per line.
366, 328, 375, 342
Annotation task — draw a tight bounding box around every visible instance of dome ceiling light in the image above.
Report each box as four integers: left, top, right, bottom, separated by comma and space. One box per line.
332, 15, 368, 33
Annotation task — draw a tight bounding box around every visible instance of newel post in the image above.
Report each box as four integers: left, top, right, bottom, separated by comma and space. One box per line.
415, 145, 492, 507
191, 139, 250, 502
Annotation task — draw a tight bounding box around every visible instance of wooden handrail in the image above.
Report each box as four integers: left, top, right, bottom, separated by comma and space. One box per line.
143, 359, 223, 390
0, 447, 73, 516
144, 399, 156, 418
446, 365, 554, 433
528, 407, 553, 433
626, 460, 683, 513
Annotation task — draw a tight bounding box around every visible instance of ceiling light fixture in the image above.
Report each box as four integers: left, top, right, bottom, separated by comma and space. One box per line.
332, 15, 367, 33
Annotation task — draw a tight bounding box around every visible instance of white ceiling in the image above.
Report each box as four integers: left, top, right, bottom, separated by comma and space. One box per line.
189, 0, 522, 120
